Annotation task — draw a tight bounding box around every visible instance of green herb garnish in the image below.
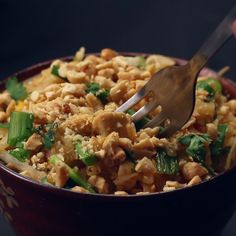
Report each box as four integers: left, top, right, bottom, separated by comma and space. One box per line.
6, 77, 28, 101
211, 124, 228, 168
178, 134, 211, 165
9, 147, 30, 162
196, 78, 222, 102
43, 123, 57, 149
97, 89, 110, 103
86, 82, 110, 103
156, 150, 179, 175
86, 82, 100, 94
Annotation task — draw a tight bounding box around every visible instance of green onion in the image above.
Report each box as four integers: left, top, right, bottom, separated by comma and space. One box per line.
0, 123, 9, 128
156, 150, 179, 175
127, 109, 150, 130
7, 112, 34, 147
9, 147, 30, 162
51, 65, 68, 82
6, 77, 28, 101
49, 155, 96, 193
211, 124, 228, 168
76, 143, 98, 166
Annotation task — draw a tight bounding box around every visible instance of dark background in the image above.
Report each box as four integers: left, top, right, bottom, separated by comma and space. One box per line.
0, 0, 236, 235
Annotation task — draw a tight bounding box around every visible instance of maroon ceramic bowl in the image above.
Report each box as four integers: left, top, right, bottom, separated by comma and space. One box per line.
0, 54, 236, 236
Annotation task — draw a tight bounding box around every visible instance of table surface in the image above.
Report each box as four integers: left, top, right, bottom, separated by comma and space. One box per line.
1, 210, 236, 236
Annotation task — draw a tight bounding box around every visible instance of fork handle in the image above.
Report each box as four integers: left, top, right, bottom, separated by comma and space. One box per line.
190, 6, 236, 72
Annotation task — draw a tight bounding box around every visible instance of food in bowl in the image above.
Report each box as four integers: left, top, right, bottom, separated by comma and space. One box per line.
0, 48, 235, 195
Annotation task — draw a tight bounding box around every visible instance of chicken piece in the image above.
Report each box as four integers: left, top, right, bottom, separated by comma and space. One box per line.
92, 111, 136, 140
60, 114, 93, 136
24, 133, 43, 151
181, 162, 208, 181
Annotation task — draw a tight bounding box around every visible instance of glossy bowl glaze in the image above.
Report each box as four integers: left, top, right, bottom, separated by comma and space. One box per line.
0, 54, 236, 236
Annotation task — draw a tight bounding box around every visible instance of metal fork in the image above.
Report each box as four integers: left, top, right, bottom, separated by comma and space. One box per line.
116, 6, 236, 137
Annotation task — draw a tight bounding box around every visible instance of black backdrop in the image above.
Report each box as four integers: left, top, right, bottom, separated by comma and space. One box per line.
0, 0, 236, 80
0, 0, 236, 236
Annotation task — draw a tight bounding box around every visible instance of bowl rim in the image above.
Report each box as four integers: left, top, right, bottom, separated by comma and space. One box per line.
0, 52, 236, 200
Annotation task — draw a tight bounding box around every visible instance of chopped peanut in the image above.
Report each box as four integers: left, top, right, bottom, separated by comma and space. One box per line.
181, 162, 208, 181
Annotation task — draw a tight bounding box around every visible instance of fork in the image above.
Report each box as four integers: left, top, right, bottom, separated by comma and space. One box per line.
116, 6, 236, 137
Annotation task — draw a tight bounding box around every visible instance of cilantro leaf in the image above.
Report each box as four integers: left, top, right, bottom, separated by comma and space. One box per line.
179, 134, 211, 165
211, 124, 228, 168
86, 83, 110, 103
6, 77, 28, 101
86, 82, 100, 95
9, 147, 30, 162
43, 123, 56, 149
97, 89, 110, 103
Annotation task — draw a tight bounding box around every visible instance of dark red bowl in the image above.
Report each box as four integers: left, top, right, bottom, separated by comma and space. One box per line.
0, 54, 236, 236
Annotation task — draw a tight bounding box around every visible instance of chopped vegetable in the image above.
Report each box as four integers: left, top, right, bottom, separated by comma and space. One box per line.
97, 89, 110, 103
6, 76, 28, 101
197, 81, 215, 101
7, 112, 34, 147
156, 150, 179, 175
76, 143, 98, 166
211, 124, 228, 167
196, 78, 222, 102
0, 123, 9, 128
9, 147, 30, 162
127, 109, 150, 130
178, 134, 211, 165
51, 65, 68, 82
206, 77, 222, 93
86, 82, 110, 103
86, 82, 100, 94
124, 150, 136, 163
43, 123, 57, 149
49, 155, 96, 193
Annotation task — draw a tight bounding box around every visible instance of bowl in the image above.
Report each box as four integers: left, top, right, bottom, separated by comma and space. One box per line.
0, 53, 236, 236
